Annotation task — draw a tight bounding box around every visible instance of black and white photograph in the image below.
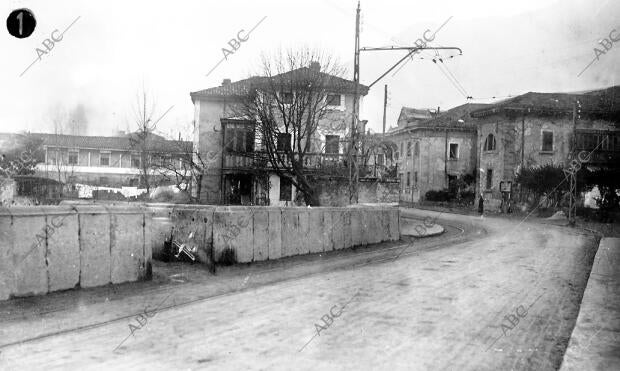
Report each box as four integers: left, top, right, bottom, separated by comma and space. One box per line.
1, 0, 619, 369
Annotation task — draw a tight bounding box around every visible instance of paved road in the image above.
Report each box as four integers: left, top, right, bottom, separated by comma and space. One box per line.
0, 211, 598, 370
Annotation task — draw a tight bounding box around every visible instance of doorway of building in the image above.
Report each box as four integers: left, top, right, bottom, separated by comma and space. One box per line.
224, 174, 253, 205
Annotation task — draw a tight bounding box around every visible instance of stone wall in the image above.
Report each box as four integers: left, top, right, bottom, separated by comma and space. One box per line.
148, 205, 400, 265
316, 178, 400, 206
0, 205, 152, 301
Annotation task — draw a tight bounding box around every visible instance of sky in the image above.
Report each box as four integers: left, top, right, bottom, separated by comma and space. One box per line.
0, 0, 618, 139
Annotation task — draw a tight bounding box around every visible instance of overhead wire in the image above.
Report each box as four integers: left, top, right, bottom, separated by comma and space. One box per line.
434, 62, 468, 98
434, 51, 468, 95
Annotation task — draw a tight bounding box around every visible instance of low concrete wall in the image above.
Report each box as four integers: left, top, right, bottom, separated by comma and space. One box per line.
560, 237, 620, 371
0, 205, 152, 301
148, 205, 400, 265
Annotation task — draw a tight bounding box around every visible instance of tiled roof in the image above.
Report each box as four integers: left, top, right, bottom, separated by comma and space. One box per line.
397, 107, 435, 126
27, 133, 192, 153
470, 86, 620, 119
420, 103, 490, 128
190, 76, 266, 100
190, 67, 369, 101
390, 103, 489, 134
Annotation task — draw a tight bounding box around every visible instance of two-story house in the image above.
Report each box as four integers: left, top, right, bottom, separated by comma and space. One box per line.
470, 85, 620, 210
189, 62, 369, 205
30, 132, 191, 189
387, 103, 487, 203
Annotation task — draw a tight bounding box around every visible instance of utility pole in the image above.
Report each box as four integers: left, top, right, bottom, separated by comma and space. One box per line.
349, 0, 361, 204
382, 84, 387, 136
348, 3, 462, 204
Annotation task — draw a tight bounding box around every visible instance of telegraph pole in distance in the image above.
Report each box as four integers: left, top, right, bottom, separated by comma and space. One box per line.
349, 0, 361, 204
383, 84, 387, 136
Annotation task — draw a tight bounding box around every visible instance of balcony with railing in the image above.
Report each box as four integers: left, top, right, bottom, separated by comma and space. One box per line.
574, 130, 620, 165
222, 150, 398, 178
223, 151, 347, 171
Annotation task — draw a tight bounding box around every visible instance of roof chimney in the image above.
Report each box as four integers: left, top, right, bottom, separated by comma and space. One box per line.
222, 78, 231, 86
309, 61, 320, 72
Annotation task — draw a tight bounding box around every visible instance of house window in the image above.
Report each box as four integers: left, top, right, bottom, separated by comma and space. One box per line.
99, 176, 109, 186
542, 131, 553, 151
326, 94, 341, 107
484, 134, 496, 151
449, 143, 459, 159
129, 178, 139, 187
414, 171, 418, 186
224, 123, 254, 152
325, 135, 340, 154
277, 133, 292, 151
406, 171, 411, 187
68, 151, 78, 165
279, 177, 292, 201
407, 142, 411, 157
377, 153, 384, 166
414, 142, 419, 156
131, 154, 141, 168
100, 152, 110, 166
281, 92, 293, 104
486, 168, 493, 190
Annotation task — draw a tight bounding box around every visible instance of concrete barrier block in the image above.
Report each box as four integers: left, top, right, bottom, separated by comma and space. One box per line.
268, 209, 282, 260
0, 211, 15, 300
212, 211, 226, 262
253, 209, 269, 262
368, 210, 382, 244
350, 209, 362, 247
79, 212, 111, 288
360, 209, 368, 245
343, 210, 352, 249
213, 209, 253, 263
12, 214, 48, 297
111, 213, 144, 284
280, 209, 294, 257
47, 213, 80, 292
389, 209, 400, 241
281, 209, 300, 257
306, 210, 323, 254
332, 210, 345, 250
380, 209, 390, 242
298, 209, 310, 254
322, 210, 333, 252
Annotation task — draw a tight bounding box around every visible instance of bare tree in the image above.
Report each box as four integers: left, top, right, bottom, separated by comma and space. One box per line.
152, 139, 219, 202
45, 105, 78, 193
128, 86, 173, 193
359, 133, 397, 178
236, 48, 349, 206
49, 104, 68, 135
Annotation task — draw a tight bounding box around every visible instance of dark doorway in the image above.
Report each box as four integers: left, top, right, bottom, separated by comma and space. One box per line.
224, 174, 253, 205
